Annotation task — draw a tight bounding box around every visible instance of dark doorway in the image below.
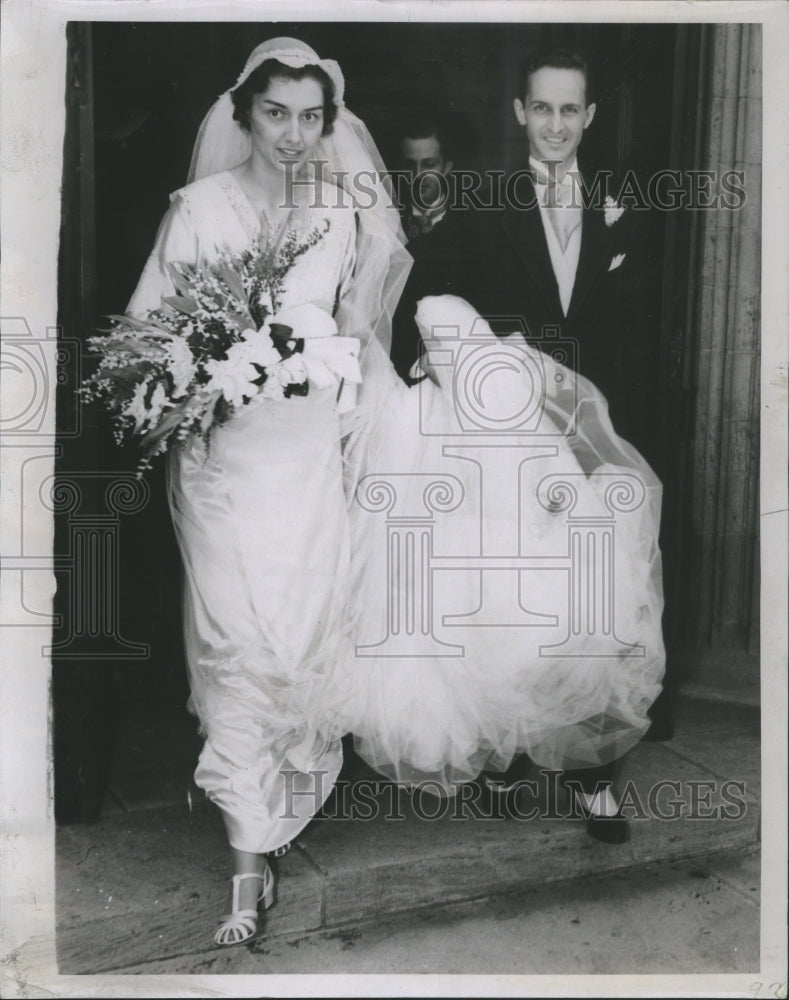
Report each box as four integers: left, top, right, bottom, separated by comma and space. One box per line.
55, 20, 680, 821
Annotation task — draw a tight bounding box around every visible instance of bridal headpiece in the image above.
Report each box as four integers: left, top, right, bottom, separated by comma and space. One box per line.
188, 38, 349, 183
233, 38, 345, 106
189, 38, 362, 190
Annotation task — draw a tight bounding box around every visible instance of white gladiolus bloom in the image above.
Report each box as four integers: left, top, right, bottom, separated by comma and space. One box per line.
165, 337, 197, 397
125, 381, 151, 432
240, 325, 281, 369
147, 382, 168, 424
204, 345, 260, 407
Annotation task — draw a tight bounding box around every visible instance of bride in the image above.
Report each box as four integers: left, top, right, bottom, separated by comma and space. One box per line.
123, 36, 664, 948
126, 37, 410, 945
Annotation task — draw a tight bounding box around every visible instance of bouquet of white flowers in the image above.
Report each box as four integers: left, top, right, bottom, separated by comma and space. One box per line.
81, 220, 359, 474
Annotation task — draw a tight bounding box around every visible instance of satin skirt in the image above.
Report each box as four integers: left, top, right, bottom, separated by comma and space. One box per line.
168, 388, 351, 854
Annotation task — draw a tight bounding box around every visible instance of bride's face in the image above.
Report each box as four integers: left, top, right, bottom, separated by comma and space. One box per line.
248, 76, 326, 175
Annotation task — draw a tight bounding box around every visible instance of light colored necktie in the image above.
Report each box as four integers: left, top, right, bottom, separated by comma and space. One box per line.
543, 178, 577, 252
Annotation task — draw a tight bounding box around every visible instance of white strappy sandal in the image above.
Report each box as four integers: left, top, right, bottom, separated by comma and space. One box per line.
214, 867, 275, 947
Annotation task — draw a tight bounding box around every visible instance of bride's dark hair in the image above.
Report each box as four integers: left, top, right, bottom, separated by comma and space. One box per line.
231, 59, 338, 136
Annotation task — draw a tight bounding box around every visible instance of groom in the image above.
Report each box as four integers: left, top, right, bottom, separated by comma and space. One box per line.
392, 47, 657, 466
391, 48, 658, 841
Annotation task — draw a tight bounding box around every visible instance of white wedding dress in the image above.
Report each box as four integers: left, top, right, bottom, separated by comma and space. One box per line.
128, 175, 665, 844
341, 295, 666, 791
128, 171, 358, 853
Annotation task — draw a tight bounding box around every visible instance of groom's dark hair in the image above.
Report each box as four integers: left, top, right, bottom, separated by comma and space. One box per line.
519, 48, 595, 106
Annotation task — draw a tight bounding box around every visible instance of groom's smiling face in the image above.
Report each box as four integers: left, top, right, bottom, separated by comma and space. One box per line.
514, 66, 596, 171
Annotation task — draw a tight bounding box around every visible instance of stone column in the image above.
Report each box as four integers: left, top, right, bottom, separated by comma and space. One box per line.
686, 24, 761, 690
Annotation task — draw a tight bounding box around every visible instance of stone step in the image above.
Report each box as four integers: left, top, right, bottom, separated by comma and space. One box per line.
55, 739, 758, 974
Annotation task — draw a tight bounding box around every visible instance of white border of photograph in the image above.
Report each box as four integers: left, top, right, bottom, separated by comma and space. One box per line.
1, 1, 786, 996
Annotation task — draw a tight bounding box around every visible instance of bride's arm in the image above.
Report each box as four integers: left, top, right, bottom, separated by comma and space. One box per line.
126, 191, 199, 318
335, 210, 358, 310
334, 207, 407, 409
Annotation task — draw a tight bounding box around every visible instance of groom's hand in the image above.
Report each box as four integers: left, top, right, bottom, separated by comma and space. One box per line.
408, 352, 440, 387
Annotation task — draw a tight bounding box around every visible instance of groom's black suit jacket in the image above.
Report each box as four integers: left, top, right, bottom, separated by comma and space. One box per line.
391, 166, 659, 464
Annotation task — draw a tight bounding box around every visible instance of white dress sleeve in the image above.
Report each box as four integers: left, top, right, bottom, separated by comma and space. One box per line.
126, 191, 199, 318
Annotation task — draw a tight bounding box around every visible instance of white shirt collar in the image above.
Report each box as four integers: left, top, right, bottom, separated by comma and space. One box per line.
529, 156, 582, 207
528, 155, 580, 185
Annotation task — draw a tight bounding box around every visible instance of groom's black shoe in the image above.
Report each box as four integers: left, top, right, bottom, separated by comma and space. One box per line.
569, 787, 629, 843
582, 807, 629, 845
563, 770, 630, 844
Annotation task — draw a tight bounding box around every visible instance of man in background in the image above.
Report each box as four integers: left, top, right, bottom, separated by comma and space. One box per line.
396, 114, 456, 241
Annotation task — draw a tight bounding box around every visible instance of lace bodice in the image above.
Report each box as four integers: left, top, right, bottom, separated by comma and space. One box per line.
127, 171, 357, 319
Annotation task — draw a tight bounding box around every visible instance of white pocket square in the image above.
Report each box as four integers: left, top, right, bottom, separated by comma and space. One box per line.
608, 253, 626, 271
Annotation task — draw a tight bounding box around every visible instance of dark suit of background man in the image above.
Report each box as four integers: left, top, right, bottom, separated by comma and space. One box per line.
392, 49, 660, 842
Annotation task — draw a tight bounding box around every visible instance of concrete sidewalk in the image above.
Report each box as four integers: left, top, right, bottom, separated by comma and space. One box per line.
54, 696, 760, 975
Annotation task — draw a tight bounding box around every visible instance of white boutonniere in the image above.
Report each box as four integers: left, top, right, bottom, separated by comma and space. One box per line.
604, 196, 625, 227
608, 253, 626, 272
